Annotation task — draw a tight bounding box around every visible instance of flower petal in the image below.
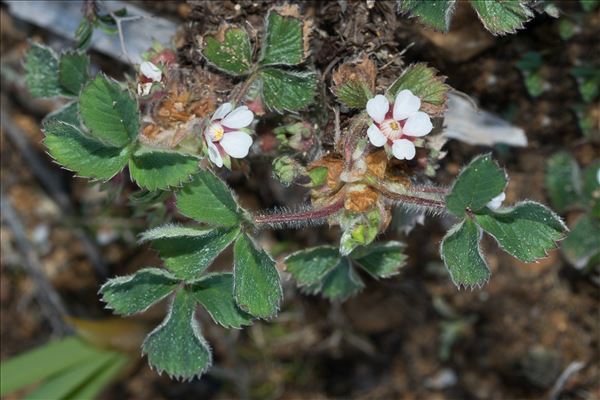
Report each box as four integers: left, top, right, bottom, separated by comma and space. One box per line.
140, 61, 162, 82
367, 124, 387, 147
393, 89, 421, 121
366, 95, 389, 123
403, 111, 433, 137
392, 139, 416, 160
221, 106, 254, 129
486, 192, 506, 210
207, 140, 223, 167
221, 131, 253, 158
212, 102, 233, 121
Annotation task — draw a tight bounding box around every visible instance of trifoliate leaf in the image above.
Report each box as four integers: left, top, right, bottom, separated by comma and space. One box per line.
470, 0, 533, 36
321, 258, 364, 301
332, 55, 376, 109
545, 152, 581, 213
233, 234, 282, 319
129, 148, 198, 191
260, 5, 308, 66
59, 51, 90, 95
79, 74, 139, 147
351, 241, 407, 279
260, 68, 316, 112
140, 225, 240, 281
142, 290, 212, 380
176, 170, 243, 227
440, 219, 490, 288
561, 214, 600, 269
397, 0, 457, 32
475, 201, 567, 263
284, 246, 341, 286
202, 24, 253, 76
43, 121, 129, 180
43, 101, 81, 128
386, 63, 449, 116
99, 268, 179, 315
189, 273, 253, 329
445, 153, 507, 217
24, 43, 64, 98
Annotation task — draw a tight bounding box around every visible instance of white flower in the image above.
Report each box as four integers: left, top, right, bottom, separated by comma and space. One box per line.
365, 89, 433, 160
140, 61, 162, 82
204, 102, 254, 167
487, 192, 506, 210
137, 61, 162, 96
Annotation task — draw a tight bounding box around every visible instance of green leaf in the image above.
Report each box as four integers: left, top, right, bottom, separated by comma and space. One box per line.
260, 68, 317, 112
580, 0, 599, 12
129, 148, 198, 191
284, 246, 341, 286
59, 51, 90, 95
233, 234, 282, 318
43, 121, 129, 180
65, 353, 129, 400
571, 66, 600, 103
24, 43, 64, 97
386, 63, 449, 115
321, 258, 364, 301
336, 80, 372, 108
545, 152, 581, 213
470, 0, 533, 36
79, 74, 139, 147
176, 170, 242, 227
25, 351, 118, 400
43, 101, 80, 128
398, 0, 457, 32
142, 290, 212, 380
75, 18, 94, 50
581, 161, 600, 215
0, 337, 101, 396
189, 273, 253, 328
352, 241, 407, 279
260, 8, 305, 66
140, 225, 240, 280
445, 153, 507, 217
202, 25, 253, 76
475, 201, 567, 263
99, 268, 179, 315
440, 219, 490, 288
561, 214, 600, 269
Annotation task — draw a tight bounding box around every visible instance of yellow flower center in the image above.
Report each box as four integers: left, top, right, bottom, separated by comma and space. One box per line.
207, 123, 225, 141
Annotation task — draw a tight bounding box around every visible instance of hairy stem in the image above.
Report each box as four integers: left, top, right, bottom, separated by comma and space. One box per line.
253, 199, 345, 229
232, 69, 259, 105
375, 184, 447, 211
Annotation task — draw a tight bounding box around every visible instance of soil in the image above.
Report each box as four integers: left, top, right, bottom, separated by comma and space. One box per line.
1, 1, 599, 399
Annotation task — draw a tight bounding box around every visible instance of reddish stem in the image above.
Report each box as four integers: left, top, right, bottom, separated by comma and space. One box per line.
253, 199, 345, 228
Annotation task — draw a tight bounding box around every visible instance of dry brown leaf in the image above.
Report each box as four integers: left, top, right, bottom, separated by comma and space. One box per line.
366, 149, 388, 179
332, 54, 377, 94
345, 185, 379, 212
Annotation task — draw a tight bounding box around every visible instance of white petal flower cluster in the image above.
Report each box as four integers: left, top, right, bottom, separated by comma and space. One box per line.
366, 89, 433, 160
205, 103, 254, 167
